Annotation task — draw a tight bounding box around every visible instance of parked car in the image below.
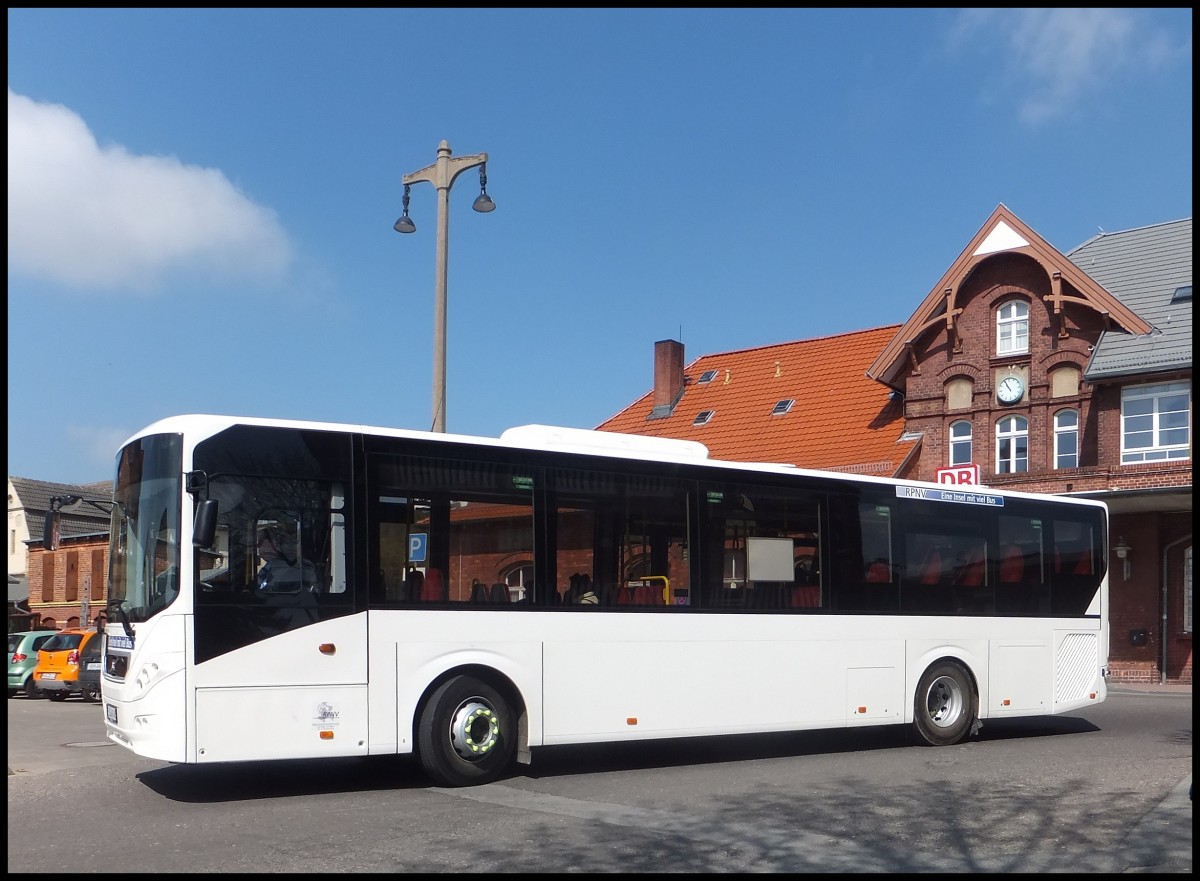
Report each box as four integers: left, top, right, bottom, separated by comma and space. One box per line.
31, 628, 99, 702
8, 629, 59, 698
76, 631, 104, 703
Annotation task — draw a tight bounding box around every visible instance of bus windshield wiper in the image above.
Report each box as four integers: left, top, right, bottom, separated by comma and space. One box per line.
106, 598, 135, 640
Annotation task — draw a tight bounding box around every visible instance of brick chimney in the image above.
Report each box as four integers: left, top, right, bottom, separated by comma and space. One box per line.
650, 339, 685, 418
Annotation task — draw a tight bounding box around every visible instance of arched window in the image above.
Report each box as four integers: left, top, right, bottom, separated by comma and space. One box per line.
996, 300, 1029, 356
501, 562, 533, 603
995, 415, 1028, 473
1053, 409, 1079, 469
949, 420, 973, 465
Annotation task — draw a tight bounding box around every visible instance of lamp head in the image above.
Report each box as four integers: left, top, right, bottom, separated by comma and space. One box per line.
472, 163, 495, 213
394, 183, 416, 233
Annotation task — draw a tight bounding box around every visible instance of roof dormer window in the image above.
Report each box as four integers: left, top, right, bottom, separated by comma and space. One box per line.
697, 370, 718, 385
771, 399, 794, 416
693, 410, 714, 426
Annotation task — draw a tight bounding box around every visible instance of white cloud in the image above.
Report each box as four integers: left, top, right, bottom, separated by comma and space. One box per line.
949, 9, 1183, 125
7, 89, 292, 292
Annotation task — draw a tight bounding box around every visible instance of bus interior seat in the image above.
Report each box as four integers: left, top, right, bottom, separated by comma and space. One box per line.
421, 568, 444, 602
790, 585, 821, 608
632, 584, 656, 606
1076, 553, 1092, 575
999, 546, 1024, 583
470, 581, 489, 603
955, 548, 985, 587
865, 560, 891, 583
919, 549, 942, 584
490, 582, 511, 603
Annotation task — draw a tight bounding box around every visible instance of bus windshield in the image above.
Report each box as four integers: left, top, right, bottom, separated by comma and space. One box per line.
108, 433, 183, 623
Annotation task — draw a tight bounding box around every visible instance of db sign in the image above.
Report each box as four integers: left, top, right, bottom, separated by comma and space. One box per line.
935, 464, 980, 486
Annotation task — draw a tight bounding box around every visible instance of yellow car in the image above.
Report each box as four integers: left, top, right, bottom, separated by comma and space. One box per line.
32, 629, 100, 702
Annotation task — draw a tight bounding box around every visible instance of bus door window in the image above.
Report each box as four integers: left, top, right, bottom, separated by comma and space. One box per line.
552, 468, 691, 609
191, 475, 352, 663
614, 474, 691, 608
550, 468, 618, 607
196, 478, 338, 601
555, 504, 597, 606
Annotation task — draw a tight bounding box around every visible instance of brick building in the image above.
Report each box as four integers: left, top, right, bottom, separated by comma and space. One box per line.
8, 477, 112, 632
600, 205, 1191, 684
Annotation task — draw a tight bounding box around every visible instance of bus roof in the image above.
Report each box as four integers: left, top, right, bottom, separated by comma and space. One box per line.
121, 413, 1108, 512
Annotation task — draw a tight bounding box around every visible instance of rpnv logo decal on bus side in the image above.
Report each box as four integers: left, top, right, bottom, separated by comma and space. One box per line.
896, 486, 1004, 507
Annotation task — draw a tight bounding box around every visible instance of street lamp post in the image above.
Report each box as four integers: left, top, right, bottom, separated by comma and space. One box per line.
395, 139, 495, 433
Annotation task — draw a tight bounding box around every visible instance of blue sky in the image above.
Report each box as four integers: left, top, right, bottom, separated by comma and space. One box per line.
8, 8, 1193, 483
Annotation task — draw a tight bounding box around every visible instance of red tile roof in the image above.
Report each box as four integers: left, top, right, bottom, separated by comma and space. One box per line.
595, 326, 918, 477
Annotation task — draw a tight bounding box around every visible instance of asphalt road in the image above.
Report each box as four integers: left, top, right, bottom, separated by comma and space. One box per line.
7, 684, 1191, 873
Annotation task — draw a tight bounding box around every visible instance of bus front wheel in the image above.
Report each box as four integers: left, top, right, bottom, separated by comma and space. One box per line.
417, 675, 516, 787
913, 661, 976, 746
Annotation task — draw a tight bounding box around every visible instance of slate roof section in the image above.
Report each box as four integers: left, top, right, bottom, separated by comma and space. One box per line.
1070, 217, 1193, 381
9, 476, 114, 543
596, 326, 917, 476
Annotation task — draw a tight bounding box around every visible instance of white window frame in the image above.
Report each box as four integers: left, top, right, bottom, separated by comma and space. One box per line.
1121, 381, 1191, 464
996, 300, 1029, 356
1053, 409, 1079, 469
949, 420, 973, 465
995, 415, 1028, 473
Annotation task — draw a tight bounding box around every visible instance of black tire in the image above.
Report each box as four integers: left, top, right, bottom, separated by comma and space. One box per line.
24, 676, 43, 700
81, 686, 101, 703
417, 675, 516, 787
913, 661, 976, 746
7, 688, 15, 699
46, 691, 69, 702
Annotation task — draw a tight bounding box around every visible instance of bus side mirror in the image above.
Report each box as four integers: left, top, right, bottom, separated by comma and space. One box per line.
43, 506, 62, 551
193, 499, 219, 548
42, 494, 83, 551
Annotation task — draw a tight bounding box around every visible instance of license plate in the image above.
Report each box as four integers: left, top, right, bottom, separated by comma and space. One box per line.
87, 662, 101, 670
106, 704, 118, 724
41, 672, 57, 680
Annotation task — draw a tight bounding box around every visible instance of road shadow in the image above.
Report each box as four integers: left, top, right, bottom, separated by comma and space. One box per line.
137, 714, 1098, 803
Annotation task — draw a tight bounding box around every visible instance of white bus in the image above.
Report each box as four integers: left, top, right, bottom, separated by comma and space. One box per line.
91, 414, 1109, 787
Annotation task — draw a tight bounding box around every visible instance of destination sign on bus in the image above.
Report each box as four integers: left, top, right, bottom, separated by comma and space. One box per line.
896, 485, 1004, 507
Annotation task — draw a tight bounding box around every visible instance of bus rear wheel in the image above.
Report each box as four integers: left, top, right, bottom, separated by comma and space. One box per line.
913, 661, 976, 746
417, 675, 515, 787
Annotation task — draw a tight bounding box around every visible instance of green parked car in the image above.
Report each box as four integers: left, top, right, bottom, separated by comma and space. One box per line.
7, 630, 58, 698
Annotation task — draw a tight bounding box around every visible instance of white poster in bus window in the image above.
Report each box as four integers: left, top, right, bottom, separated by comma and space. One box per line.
747, 537, 795, 582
